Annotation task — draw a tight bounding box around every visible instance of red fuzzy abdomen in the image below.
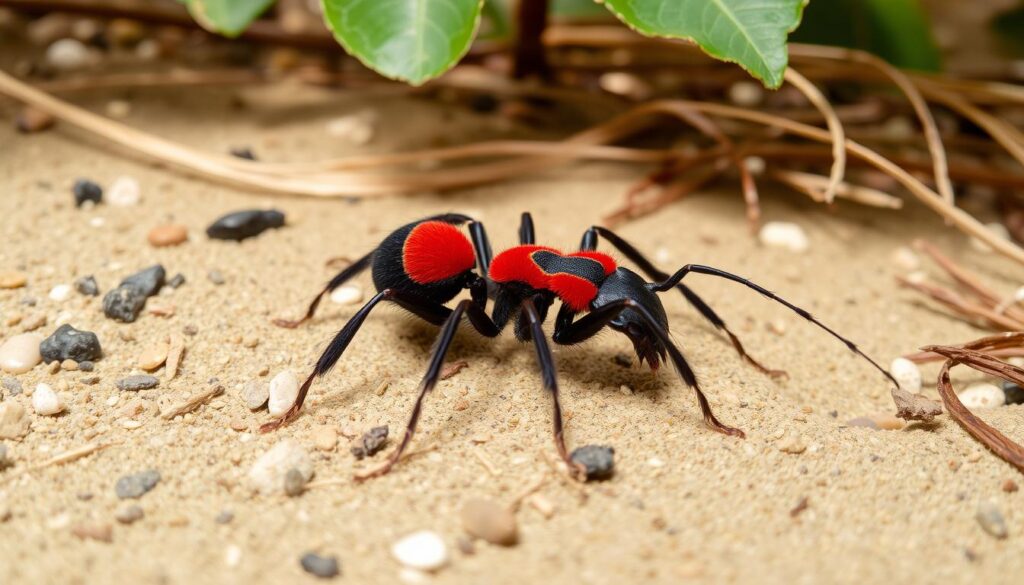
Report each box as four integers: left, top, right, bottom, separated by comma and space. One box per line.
489, 246, 617, 311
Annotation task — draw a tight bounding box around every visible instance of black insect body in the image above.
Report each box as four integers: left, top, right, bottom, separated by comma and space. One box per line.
269, 212, 897, 480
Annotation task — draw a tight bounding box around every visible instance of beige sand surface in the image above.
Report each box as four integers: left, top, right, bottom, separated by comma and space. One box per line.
1, 79, 1023, 585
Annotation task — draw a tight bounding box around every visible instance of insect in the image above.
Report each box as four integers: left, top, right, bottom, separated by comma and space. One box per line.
269, 212, 897, 480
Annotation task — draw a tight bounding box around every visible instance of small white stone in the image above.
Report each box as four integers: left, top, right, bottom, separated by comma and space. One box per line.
0, 333, 44, 374
108, 176, 140, 207
889, 358, 922, 393
329, 284, 363, 306
969, 222, 1010, 253
268, 370, 299, 418
48, 284, 72, 302
728, 81, 764, 107
759, 222, 809, 253
89, 216, 105, 228
224, 545, 242, 567
391, 530, 449, 571
246, 439, 314, 496
46, 38, 94, 70
890, 247, 920, 272
32, 383, 64, 415
326, 112, 376, 145
959, 383, 1005, 410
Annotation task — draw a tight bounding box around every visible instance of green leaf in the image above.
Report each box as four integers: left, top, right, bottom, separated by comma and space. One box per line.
601, 0, 807, 89
185, 0, 276, 37
792, 0, 941, 71
321, 0, 484, 85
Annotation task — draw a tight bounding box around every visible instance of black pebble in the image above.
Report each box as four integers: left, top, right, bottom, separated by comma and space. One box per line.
167, 273, 186, 289
40, 324, 102, 363
230, 146, 257, 160
300, 553, 340, 579
115, 469, 161, 499
351, 426, 388, 459
74, 275, 99, 296
116, 375, 159, 391
120, 265, 166, 297
206, 209, 285, 241
570, 445, 615, 481
1002, 381, 1024, 405
102, 265, 166, 322
72, 179, 103, 207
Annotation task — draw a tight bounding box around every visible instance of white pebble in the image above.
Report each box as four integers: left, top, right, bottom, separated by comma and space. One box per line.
889, 358, 922, 393
958, 383, 1005, 410
326, 112, 376, 145
268, 370, 299, 418
759, 222, 809, 253
32, 383, 64, 415
728, 81, 764, 107
969, 222, 1010, 253
329, 284, 363, 306
48, 284, 72, 302
46, 38, 93, 70
108, 176, 141, 207
224, 545, 242, 567
89, 216, 105, 228
391, 530, 449, 571
246, 439, 313, 496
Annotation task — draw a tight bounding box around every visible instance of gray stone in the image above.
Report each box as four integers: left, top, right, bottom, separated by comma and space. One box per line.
1002, 381, 1024, 405
207, 270, 225, 286
284, 467, 306, 497
115, 469, 161, 499
976, 500, 1008, 539
78, 361, 94, 372
102, 285, 145, 322
570, 445, 615, 481
114, 504, 144, 524
74, 275, 99, 296
206, 209, 285, 241
300, 552, 340, 578
40, 324, 101, 363
116, 375, 159, 391
2, 377, 22, 396
350, 426, 388, 460
167, 273, 186, 289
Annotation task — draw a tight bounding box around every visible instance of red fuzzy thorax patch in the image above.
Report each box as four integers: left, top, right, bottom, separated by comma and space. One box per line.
402, 221, 476, 284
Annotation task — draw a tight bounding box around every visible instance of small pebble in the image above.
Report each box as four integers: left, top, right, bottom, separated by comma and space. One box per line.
247, 439, 314, 496
329, 285, 363, 305
460, 498, 517, 545
116, 375, 159, 391
147, 224, 188, 247
976, 500, 1008, 539
137, 341, 168, 371
958, 383, 1005, 410
46, 38, 93, 70
351, 426, 388, 459
1003, 479, 1019, 493
0, 272, 27, 289
778, 433, 807, 454
0, 402, 30, 439
78, 360, 94, 372
47, 284, 71, 302
15, 107, 54, 133
20, 313, 46, 332
284, 468, 307, 497
759, 222, 809, 253
1001, 381, 1024, 405
114, 504, 144, 524
889, 358, 922, 393
847, 414, 904, 431
241, 380, 269, 410
215, 510, 234, 524
0, 333, 43, 374
2, 377, 22, 395
300, 552, 340, 579
313, 425, 337, 451
115, 469, 161, 499
74, 275, 99, 296
71, 522, 112, 543
230, 146, 257, 160
207, 270, 225, 285
40, 324, 102, 363
107, 176, 140, 207
325, 113, 375, 145
728, 80, 764, 107
268, 370, 299, 417
167, 273, 186, 289
570, 445, 615, 481
72, 179, 103, 207
391, 531, 449, 571
32, 382, 64, 415
206, 209, 286, 241
121, 265, 166, 297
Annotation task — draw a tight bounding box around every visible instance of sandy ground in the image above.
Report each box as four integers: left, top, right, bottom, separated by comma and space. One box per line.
2, 66, 1024, 585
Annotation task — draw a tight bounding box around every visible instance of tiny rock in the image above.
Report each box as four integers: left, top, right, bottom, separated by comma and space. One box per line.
0, 402, 30, 439
137, 341, 169, 371
32, 383, 64, 415
74, 275, 99, 296
959, 383, 1005, 410
71, 522, 112, 543
102, 287, 145, 323
728, 80, 764, 107
247, 439, 314, 496
0, 333, 43, 374
115, 469, 161, 499
268, 370, 299, 417
313, 425, 337, 451
206, 209, 286, 241
329, 285, 363, 305
1001, 381, 1024, 405
40, 324, 101, 364
351, 426, 388, 459
48, 284, 72, 302
147, 225, 188, 247
889, 358, 922, 393
284, 468, 307, 497
461, 498, 518, 546
15, 107, 54, 133
107, 176, 140, 207
976, 500, 1008, 539
391, 530, 449, 571
759, 222, 809, 253
121, 265, 166, 297
241, 380, 269, 410
300, 552, 340, 579
47, 38, 93, 70
207, 270, 225, 285
72, 179, 103, 207
570, 445, 615, 481
778, 433, 808, 454
116, 375, 159, 391
114, 504, 144, 524
0, 272, 28, 289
